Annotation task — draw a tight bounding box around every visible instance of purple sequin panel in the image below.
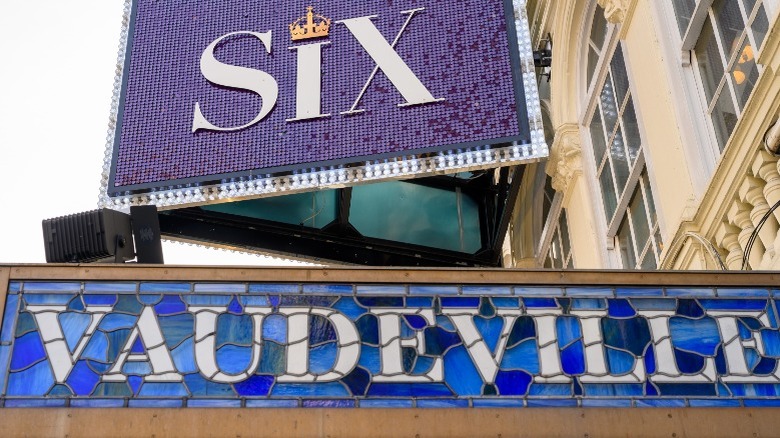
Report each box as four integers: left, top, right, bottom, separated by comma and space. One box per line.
112, 0, 523, 189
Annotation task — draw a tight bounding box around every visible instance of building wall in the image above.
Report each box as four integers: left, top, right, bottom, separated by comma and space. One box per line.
516, 0, 780, 272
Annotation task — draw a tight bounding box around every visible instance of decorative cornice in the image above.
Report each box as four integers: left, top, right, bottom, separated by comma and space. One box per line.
597, 0, 630, 24
547, 124, 582, 196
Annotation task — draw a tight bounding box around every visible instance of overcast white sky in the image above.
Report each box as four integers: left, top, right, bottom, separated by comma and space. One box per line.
0, 1, 298, 266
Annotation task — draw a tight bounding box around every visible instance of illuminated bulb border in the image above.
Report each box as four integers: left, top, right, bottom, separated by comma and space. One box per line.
99, 0, 546, 212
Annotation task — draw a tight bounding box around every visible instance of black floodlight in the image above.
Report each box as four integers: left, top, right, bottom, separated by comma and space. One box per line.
42, 209, 135, 263
42, 206, 164, 264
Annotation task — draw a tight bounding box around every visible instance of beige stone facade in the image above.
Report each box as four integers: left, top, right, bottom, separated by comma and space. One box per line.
513, 0, 780, 272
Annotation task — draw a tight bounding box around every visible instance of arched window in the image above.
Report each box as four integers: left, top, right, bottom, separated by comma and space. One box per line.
672, 0, 769, 152
584, 4, 662, 269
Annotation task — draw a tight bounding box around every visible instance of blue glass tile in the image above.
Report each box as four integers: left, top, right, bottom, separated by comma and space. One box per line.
1, 294, 19, 342
367, 383, 452, 397
128, 399, 183, 408
615, 287, 662, 297
728, 383, 780, 397
113, 295, 143, 314
310, 314, 337, 345
491, 298, 520, 308
10, 331, 46, 371
258, 341, 286, 374
71, 399, 126, 408
527, 399, 578, 407
705, 299, 769, 311
557, 316, 581, 347
358, 345, 381, 374
604, 348, 636, 374
666, 288, 715, 297
183, 373, 235, 397
227, 296, 243, 314
583, 384, 643, 397
416, 399, 470, 408
303, 284, 353, 294
99, 313, 138, 331
342, 367, 371, 396
8, 282, 21, 293
46, 384, 72, 396
514, 287, 564, 296
462, 286, 511, 295
123, 361, 152, 375
656, 383, 716, 396
185, 294, 233, 306
634, 399, 686, 408
631, 299, 677, 311
528, 384, 571, 396
440, 297, 480, 307
279, 295, 338, 307
4, 399, 68, 408
131, 337, 145, 354
411, 355, 435, 375
670, 316, 719, 355
155, 295, 187, 315
302, 399, 356, 408
138, 382, 189, 397
410, 285, 459, 295
272, 382, 350, 397
106, 329, 132, 361
67, 296, 86, 312
59, 312, 92, 353
443, 346, 482, 396
245, 399, 299, 408
677, 298, 707, 318
507, 316, 536, 347
602, 317, 651, 356
523, 298, 558, 308
689, 399, 741, 407
406, 297, 433, 307
83, 294, 118, 306
404, 314, 428, 330
14, 312, 36, 338
360, 399, 414, 408
356, 285, 405, 295
24, 282, 81, 293
6, 360, 54, 396
139, 282, 191, 293
566, 287, 613, 297
495, 370, 532, 395
744, 399, 780, 407
356, 296, 404, 307
761, 330, 780, 357
92, 382, 133, 397
67, 360, 100, 395
216, 345, 254, 375
263, 315, 287, 344
501, 339, 539, 373
0, 345, 10, 392
249, 283, 299, 294
718, 288, 769, 298
159, 314, 194, 349
607, 299, 636, 317
472, 399, 524, 408
84, 282, 136, 293
435, 315, 456, 331
310, 343, 338, 374
194, 283, 246, 293
217, 314, 253, 347
188, 399, 242, 408
560, 341, 585, 375
581, 399, 633, 407
139, 293, 163, 306
24, 293, 74, 305
571, 298, 606, 310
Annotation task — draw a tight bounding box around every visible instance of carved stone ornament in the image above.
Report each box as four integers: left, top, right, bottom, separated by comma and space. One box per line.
548, 125, 583, 194
597, 0, 629, 24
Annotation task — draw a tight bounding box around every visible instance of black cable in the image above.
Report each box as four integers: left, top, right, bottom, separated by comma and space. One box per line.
741, 197, 780, 270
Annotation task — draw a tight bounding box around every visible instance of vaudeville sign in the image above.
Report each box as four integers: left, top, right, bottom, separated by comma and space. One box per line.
99, 0, 546, 209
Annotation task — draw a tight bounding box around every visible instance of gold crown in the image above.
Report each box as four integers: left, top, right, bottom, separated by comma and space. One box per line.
289, 6, 331, 41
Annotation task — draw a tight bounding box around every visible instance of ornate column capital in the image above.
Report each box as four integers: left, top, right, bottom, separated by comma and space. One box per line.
597, 0, 630, 24
547, 124, 582, 196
